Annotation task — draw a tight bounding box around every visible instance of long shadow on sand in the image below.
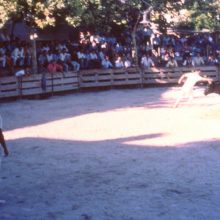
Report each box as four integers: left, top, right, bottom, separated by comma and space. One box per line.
1, 134, 220, 220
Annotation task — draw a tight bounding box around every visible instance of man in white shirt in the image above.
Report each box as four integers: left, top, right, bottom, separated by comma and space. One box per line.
166, 56, 178, 68
11, 45, 25, 66
115, 56, 124, 68
141, 53, 155, 68
173, 69, 212, 108
192, 53, 205, 66
15, 68, 31, 77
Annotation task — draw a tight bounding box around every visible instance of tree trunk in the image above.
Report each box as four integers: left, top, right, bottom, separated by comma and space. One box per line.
132, 14, 141, 67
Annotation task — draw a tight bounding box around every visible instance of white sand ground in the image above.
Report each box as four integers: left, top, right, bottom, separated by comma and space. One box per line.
1, 85, 220, 220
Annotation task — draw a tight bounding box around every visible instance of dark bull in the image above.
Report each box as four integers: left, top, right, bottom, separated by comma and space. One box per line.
204, 81, 220, 96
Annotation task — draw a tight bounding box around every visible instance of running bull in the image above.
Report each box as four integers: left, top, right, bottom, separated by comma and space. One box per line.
204, 81, 220, 95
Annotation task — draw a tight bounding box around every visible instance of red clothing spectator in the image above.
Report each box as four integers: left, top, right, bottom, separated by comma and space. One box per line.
47, 60, 63, 73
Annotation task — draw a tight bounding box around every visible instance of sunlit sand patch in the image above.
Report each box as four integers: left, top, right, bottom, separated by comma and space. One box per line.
5, 104, 220, 148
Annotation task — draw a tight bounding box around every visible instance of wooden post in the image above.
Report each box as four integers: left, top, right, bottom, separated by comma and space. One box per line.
31, 38, 38, 74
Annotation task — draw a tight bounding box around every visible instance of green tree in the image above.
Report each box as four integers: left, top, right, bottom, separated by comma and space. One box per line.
182, 0, 220, 31
0, 0, 83, 73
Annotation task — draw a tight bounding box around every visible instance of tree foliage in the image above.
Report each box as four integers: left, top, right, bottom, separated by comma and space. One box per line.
182, 0, 220, 31
1, 0, 220, 34
0, 0, 74, 29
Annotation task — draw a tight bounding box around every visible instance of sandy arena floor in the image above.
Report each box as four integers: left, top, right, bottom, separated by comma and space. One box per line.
1, 85, 220, 220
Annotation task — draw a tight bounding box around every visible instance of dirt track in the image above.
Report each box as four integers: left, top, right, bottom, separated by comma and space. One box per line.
1, 86, 220, 220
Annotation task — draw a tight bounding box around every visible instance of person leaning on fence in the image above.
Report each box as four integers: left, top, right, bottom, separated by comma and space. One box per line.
15, 68, 31, 77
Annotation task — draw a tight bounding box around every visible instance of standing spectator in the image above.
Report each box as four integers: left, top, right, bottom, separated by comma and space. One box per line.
11, 45, 25, 67
38, 51, 47, 68
57, 49, 69, 72
23, 43, 32, 67
5, 51, 14, 75
77, 48, 87, 69
145, 42, 153, 56
152, 33, 161, 55
142, 25, 153, 44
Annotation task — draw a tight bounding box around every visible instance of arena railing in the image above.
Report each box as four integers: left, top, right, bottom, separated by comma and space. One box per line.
0, 66, 219, 100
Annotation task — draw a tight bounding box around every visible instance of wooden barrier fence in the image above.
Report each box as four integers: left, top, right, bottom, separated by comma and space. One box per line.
0, 66, 219, 99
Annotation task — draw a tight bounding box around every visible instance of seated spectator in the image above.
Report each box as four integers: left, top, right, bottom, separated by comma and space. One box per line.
166, 56, 178, 68
192, 53, 205, 66
182, 55, 193, 67
0, 52, 6, 68
101, 55, 113, 69
23, 43, 32, 67
124, 55, 133, 68
205, 54, 216, 66
88, 50, 100, 69
115, 55, 124, 68
47, 60, 63, 73
38, 51, 47, 68
5, 51, 14, 75
140, 53, 155, 68
68, 51, 80, 72
77, 48, 87, 69
46, 50, 54, 63
145, 42, 153, 56
57, 49, 70, 72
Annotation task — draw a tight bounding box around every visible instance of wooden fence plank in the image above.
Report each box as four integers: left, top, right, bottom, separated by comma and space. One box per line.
0, 66, 219, 99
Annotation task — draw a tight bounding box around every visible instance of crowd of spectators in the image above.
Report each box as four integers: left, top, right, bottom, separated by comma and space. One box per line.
1, 26, 220, 76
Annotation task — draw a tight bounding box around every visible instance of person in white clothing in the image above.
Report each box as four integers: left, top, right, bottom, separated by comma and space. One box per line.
173, 69, 212, 108
192, 53, 205, 66
101, 56, 113, 69
115, 56, 124, 68
11, 45, 25, 66
166, 56, 178, 68
141, 53, 155, 68
15, 68, 31, 77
